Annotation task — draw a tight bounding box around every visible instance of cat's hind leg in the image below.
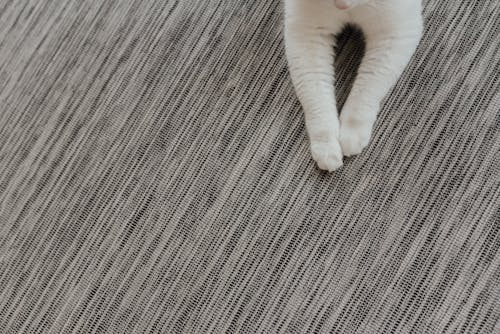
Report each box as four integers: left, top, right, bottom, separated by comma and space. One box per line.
285, 14, 345, 171
339, 22, 422, 156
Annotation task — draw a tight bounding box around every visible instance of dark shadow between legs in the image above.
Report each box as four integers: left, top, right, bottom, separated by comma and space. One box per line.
334, 25, 365, 112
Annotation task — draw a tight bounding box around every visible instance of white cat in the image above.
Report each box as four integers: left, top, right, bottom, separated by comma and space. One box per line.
284, 0, 423, 171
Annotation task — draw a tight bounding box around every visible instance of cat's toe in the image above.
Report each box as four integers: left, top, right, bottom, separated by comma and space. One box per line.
310, 139, 343, 172
339, 124, 372, 157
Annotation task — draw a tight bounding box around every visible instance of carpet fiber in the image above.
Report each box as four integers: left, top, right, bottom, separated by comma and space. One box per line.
0, 0, 499, 333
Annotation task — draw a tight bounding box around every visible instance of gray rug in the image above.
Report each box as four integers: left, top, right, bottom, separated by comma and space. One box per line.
1, 0, 499, 333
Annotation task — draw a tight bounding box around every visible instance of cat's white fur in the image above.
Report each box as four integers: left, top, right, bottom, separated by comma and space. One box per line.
285, 0, 423, 171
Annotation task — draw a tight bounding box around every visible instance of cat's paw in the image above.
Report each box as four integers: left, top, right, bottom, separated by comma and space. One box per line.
310, 139, 343, 172
339, 122, 372, 157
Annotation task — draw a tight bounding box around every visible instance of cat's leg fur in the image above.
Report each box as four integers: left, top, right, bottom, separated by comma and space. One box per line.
339, 7, 423, 156
285, 4, 345, 171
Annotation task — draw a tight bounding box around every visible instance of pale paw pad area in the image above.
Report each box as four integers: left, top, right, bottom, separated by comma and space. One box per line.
310, 139, 343, 172
339, 123, 372, 157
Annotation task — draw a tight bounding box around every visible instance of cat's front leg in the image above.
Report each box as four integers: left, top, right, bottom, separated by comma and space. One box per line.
285, 18, 343, 171
339, 27, 422, 156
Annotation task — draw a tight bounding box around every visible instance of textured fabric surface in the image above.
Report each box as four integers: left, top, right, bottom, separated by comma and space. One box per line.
1, 0, 499, 333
